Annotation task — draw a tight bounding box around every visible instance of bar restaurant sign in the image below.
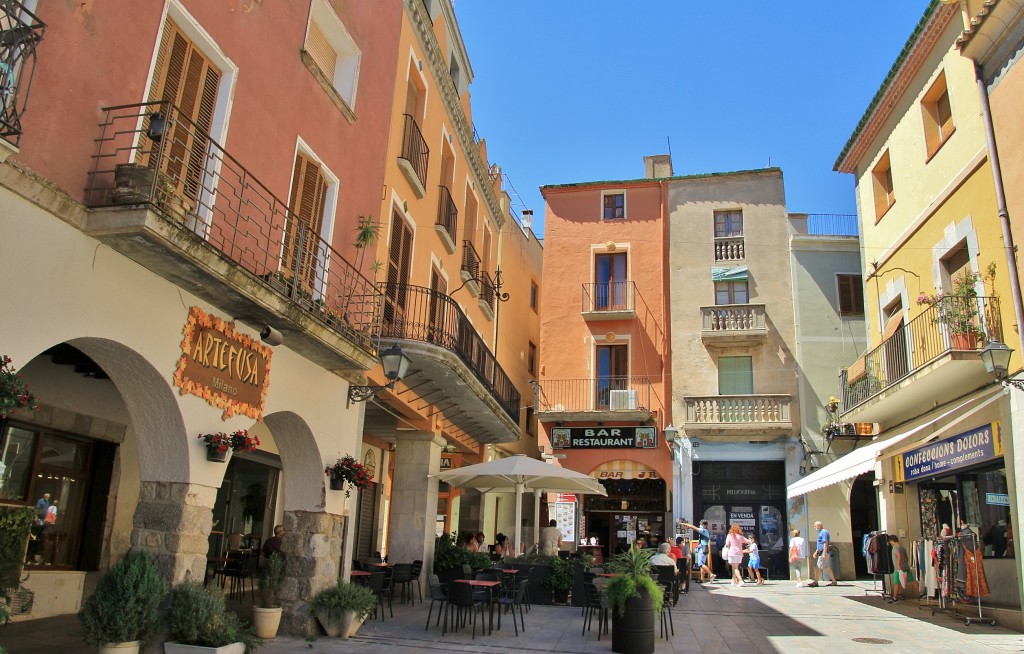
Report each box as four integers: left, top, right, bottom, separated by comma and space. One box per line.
173, 307, 273, 420
894, 422, 1003, 482
552, 426, 657, 449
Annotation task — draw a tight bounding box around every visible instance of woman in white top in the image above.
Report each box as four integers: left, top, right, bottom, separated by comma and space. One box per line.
724, 524, 749, 586
789, 528, 808, 585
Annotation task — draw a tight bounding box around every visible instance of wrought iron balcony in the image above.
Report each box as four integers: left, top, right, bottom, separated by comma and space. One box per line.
839, 296, 1001, 425
0, 0, 44, 148
581, 281, 636, 320
683, 394, 792, 437
434, 184, 458, 253
377, 282, 520, 441
534, 377, 656, 423
82, 101, 379, 372
460, 240, 482, 297
478, 270, 496, 319
397, 113, 428, 197
700, 304, 768, 346
714, 236, 745, 262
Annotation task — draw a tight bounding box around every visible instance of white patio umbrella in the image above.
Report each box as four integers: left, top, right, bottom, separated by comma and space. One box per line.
434, 454, 608, 557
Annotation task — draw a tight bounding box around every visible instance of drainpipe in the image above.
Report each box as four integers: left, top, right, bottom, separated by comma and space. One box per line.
975, 61, 1024, 356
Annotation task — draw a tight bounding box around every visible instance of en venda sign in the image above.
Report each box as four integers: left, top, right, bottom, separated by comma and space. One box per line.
894, 422, 1003, 482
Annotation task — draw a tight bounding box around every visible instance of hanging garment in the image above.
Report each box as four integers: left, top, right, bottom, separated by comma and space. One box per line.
964, 547, 990, 598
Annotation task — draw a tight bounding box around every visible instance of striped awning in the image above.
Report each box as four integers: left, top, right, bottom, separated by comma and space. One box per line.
590, 460, 661, 480
711, 266, 749, 282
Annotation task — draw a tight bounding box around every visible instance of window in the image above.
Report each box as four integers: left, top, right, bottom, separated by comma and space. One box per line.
872, 150, 895, 220
837, 274, 864, 315
284, 153, 329, 291
922, 72, 954, 158
715, 281, 748, 305
595, 252, 627, 310
383, 209, 413, 329
304, 0, 362, 111
528, 341, 537, 375
524, 407, 536, 437
596, 344, 628, 408
714, 210, 743, 237
602, 192, 625, 220
147, 18, 222, 205
718, 356, 753, 395
530, 281, 539, 312
943, 244, 972, 286
449, 56, 461, 91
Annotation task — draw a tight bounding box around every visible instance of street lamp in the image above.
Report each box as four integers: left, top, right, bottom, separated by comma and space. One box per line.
663, 424, 679, 448
980, 340, 1024, 390
347, 344, 412, 404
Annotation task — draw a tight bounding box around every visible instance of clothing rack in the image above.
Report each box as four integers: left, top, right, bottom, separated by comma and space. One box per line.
862, 531, 891, 597
929, 532, 995, 626
912, 538, 939, 610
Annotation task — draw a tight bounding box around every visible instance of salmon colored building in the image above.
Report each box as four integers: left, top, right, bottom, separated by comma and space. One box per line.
537, 155, 672, 559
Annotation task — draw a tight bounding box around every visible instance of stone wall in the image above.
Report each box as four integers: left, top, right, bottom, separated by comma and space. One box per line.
279, 509, 346, 635
131, 480, 215, 584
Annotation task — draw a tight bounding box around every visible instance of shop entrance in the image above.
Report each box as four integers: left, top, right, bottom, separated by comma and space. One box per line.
209, 453, 280, 558
850, 473, 879, 577
701, 503, 786, 579
584, 476, 667, 560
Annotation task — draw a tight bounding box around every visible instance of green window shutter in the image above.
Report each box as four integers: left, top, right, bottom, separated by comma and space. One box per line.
718, 357, 753, 395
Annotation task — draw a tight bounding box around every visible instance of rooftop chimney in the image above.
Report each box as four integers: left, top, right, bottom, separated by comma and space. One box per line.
644, 154, 674, 179
521, 209, 533, 230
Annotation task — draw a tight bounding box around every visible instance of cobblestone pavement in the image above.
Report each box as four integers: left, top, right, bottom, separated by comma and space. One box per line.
3, 579, 1022, 653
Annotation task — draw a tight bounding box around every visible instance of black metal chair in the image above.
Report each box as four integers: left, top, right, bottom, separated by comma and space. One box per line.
378, 566, 395, 618
218, 551, 258, 601
409, 559, 424, 604
653, 567, 676, 640
365, 572, 387, 621
446, 581, 488, 639
496, 578, 528, 636
392, 563, 414, 604
425, 574, 449, 631
582, 578, 608, 640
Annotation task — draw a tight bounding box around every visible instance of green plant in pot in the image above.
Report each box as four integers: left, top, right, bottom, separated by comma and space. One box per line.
605, 545, 663, 654
432, 532, 491, 583
252, 553, 285, 640
542, 555, 574, 604
78, 550, 168, 654
916, 263, 997, 350
308, 581, 376, 639
166, 581, 260, 654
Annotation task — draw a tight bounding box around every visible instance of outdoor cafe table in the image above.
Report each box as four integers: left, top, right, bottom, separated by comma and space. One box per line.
452, 579, 502, 635
350, 569, 372, 586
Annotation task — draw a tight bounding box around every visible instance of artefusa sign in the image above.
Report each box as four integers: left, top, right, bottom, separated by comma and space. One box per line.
174, 306, 273, 420
551, 426, 657, 449
894, 422, 1003, 482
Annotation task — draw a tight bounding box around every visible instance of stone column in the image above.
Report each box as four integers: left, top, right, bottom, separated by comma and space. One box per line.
388, 431, 445, 569
459, 488, 485, 534
279, 509, 345, 635
130, 481, 216, 584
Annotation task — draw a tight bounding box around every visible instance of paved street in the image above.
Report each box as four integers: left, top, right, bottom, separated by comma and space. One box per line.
4, 579, 1022, 653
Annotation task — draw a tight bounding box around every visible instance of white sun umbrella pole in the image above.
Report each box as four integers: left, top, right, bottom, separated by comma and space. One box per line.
532, 489, 542, 555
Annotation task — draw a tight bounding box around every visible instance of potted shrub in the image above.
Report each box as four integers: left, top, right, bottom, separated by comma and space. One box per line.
79, 550, 168, 654
605, 545, 663, 654
323, 455, 371, 498
309, 581, 376, 639
916, 264, 996, 350
165, 581, 260, 654
542, 555, 573, 604
252, 553, 284, 640
0, 354, 38, 419
432, 532, 491, 585
198, 430, 260, 463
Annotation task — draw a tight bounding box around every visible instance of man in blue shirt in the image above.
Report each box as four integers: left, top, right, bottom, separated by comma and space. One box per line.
807, 520, 836, 587
34, 493, 50, 524
679, 520, 716, 583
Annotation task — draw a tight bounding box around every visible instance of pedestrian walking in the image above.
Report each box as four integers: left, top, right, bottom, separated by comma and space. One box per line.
789, 528, 808, 585
807, 520, 836, 587
679, 520, 716, 583
724, 524, 749, 586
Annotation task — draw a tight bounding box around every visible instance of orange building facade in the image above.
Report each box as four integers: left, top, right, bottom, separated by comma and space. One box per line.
537, 157, 672, 558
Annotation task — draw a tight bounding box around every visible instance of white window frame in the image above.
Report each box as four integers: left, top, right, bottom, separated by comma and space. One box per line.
306, 0, 362, 110
601, 189, 627, 220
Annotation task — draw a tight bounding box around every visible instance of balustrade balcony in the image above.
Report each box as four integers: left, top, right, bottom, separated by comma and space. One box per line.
683, 394, 792, 438
700, 304, 768, 346
714, 236, 745, 262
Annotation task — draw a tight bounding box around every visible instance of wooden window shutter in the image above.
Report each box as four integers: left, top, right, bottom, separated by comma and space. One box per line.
284, 154, 328, 289
306, 21, 337, 80
384, 210, 413, 330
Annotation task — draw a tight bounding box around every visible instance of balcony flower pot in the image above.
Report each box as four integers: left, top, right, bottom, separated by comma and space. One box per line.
324, 455, 371, 498
199, 430, 260, 464
207, 449, 230, 463
329, 475, 346, 491
112, 163, 156, 204
951, 331, 978, 350
916, 264, 996, 350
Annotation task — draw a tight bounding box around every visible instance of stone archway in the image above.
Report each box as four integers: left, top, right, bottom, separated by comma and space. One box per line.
262, 410, 344, 634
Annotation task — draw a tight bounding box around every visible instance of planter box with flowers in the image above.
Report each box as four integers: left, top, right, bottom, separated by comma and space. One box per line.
324, 455, 371, 497
198, 430, 260, 463
1, 354, 39, 419
916, 264, 996, 351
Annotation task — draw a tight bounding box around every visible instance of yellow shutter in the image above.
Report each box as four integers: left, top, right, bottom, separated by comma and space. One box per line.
306, 21, 337, 80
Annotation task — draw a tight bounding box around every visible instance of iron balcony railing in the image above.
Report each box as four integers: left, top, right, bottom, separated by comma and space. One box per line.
684, 394, 791, 425
840, 296, 1001, 410
582, 281, 635, 313
478, 270, 496, 313
0, 0, 44, 147
461, 240, 481, 282
83, 100, 379, 348
378, 282, 519, 422
436, 184, 457, 241
399, 113, 429, 189
714, 236, 745, 261
536, 377, 654, 414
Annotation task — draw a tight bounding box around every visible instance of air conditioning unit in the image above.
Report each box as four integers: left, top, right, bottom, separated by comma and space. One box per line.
609, 390, 638, 411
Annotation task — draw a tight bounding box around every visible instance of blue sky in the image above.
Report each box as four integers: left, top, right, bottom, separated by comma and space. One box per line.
455, 1, 931, 238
